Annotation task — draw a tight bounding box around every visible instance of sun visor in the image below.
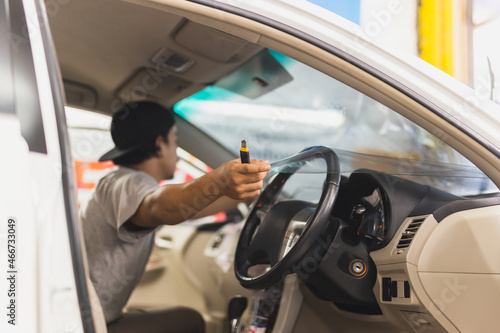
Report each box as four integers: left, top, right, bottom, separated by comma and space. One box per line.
215, 51, 293, 99
175, 21, 249, 62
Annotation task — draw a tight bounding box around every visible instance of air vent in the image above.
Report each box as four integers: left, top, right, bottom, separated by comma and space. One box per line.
396, 218, 425, 249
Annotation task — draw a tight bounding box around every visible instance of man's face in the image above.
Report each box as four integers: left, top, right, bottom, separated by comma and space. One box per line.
159, 125, 179, 179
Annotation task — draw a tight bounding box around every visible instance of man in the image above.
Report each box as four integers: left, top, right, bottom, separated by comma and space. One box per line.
80, 101, 270, 332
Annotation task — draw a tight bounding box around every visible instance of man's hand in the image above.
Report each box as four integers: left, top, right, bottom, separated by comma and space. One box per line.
211, 159, 271, 200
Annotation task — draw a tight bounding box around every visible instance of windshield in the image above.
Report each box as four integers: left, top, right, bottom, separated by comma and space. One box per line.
175, 50, 498, 196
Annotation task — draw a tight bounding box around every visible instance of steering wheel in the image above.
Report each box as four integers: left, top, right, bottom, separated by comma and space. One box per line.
234, 146, 341, 290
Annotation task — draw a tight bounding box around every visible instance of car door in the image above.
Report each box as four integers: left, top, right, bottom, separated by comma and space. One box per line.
34, 0, 500, 332
0, 0, 103, 332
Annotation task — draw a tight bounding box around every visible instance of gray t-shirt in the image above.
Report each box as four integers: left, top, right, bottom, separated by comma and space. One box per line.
80, 166, 160, 323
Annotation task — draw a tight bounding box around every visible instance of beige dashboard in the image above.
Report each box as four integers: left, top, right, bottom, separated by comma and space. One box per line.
126, 202, 500, 333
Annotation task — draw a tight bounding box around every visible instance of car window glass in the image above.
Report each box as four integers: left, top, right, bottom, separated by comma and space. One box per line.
175, 50, 498, 196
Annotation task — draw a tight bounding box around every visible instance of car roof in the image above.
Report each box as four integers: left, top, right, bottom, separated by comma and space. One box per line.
48, 0, 265, 114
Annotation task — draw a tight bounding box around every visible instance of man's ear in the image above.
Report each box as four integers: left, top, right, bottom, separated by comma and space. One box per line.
155, 135, 164, 157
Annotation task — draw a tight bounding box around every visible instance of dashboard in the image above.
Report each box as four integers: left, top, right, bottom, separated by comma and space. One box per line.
334, 170, 460, 251
167, 166, 500, 332
207, 169, 462, 313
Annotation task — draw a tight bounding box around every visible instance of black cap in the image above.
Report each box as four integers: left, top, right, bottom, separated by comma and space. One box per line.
99, 101, 176, 162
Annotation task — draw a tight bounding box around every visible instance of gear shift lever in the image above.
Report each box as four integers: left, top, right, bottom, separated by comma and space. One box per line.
228, 296, 248, 333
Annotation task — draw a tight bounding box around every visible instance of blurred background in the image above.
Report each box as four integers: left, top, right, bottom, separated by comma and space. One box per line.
308, 0, 500, 104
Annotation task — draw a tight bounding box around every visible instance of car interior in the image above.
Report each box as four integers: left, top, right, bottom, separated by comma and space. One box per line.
46, 0, 500, 332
